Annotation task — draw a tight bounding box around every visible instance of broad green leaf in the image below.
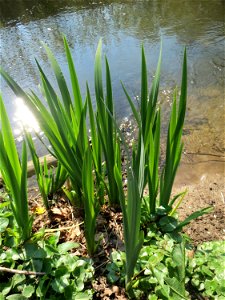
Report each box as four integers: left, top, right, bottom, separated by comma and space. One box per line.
36, 275, 49, 298
22, 285, 35, 298
11, 274, 26, 287
32, 259, 43, 272
159, 216, 178, 232
153, 268, 170, 298
164, 277, 187, 299
58, 242, 80, 254
76, 278, 84, 292
0, 217, 9, 232
46, 231, 60, 246
0, 294, 4, 300
51, 276, 69, 294
0, 281, 12, 296
172, 242, 186, 282
74, 291, 93, 300
24, 243, 47, 259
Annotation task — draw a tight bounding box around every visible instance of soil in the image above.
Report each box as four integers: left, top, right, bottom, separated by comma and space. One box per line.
174, 119, 225, 244
175, 172, 225, 245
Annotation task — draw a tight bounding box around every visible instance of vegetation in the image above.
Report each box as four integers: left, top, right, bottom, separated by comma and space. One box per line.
25, 131, 68, 210
0, 95, 32, 242
0, 38, 223, 299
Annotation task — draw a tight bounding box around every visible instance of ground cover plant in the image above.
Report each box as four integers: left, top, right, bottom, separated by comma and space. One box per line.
0, 38, 224, 299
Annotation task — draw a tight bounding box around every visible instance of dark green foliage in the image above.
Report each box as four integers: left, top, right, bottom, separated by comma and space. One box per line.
187, 240, 225, 299
0, 203, 94, 300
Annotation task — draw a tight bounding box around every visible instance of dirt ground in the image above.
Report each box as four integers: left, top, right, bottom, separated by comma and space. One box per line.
174, 127, 225, 244
175, 171, 225, 245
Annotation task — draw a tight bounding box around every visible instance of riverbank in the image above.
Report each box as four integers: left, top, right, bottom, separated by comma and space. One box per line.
175, 167, 225, 244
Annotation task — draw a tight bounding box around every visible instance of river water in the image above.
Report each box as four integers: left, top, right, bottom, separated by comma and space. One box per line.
0, 0, 224, 179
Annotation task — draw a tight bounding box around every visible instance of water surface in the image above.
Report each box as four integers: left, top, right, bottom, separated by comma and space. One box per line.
0, 0, 224, 174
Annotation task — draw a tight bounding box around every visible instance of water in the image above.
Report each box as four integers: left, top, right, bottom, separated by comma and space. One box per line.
0, 0, 224, 174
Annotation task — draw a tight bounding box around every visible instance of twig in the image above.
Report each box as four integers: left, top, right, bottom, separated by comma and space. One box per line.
44, 222, 84, 233
95, 259, 109, 271
0, 266, 46, 276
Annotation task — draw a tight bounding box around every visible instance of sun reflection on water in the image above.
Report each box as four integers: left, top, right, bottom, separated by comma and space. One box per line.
13, 97, 40, 141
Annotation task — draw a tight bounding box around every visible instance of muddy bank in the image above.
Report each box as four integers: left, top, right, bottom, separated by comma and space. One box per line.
173, 109, 225, 243
175, 172, 225, 244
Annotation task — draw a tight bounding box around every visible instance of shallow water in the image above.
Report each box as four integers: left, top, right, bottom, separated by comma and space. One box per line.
0, 0, 224, 174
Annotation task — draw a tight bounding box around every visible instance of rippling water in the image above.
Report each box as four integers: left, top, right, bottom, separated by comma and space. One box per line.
0, 0, 224, 161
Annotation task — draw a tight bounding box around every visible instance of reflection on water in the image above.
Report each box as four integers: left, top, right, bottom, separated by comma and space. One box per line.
0, 0, 224, 168
13, 97, 40, 141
